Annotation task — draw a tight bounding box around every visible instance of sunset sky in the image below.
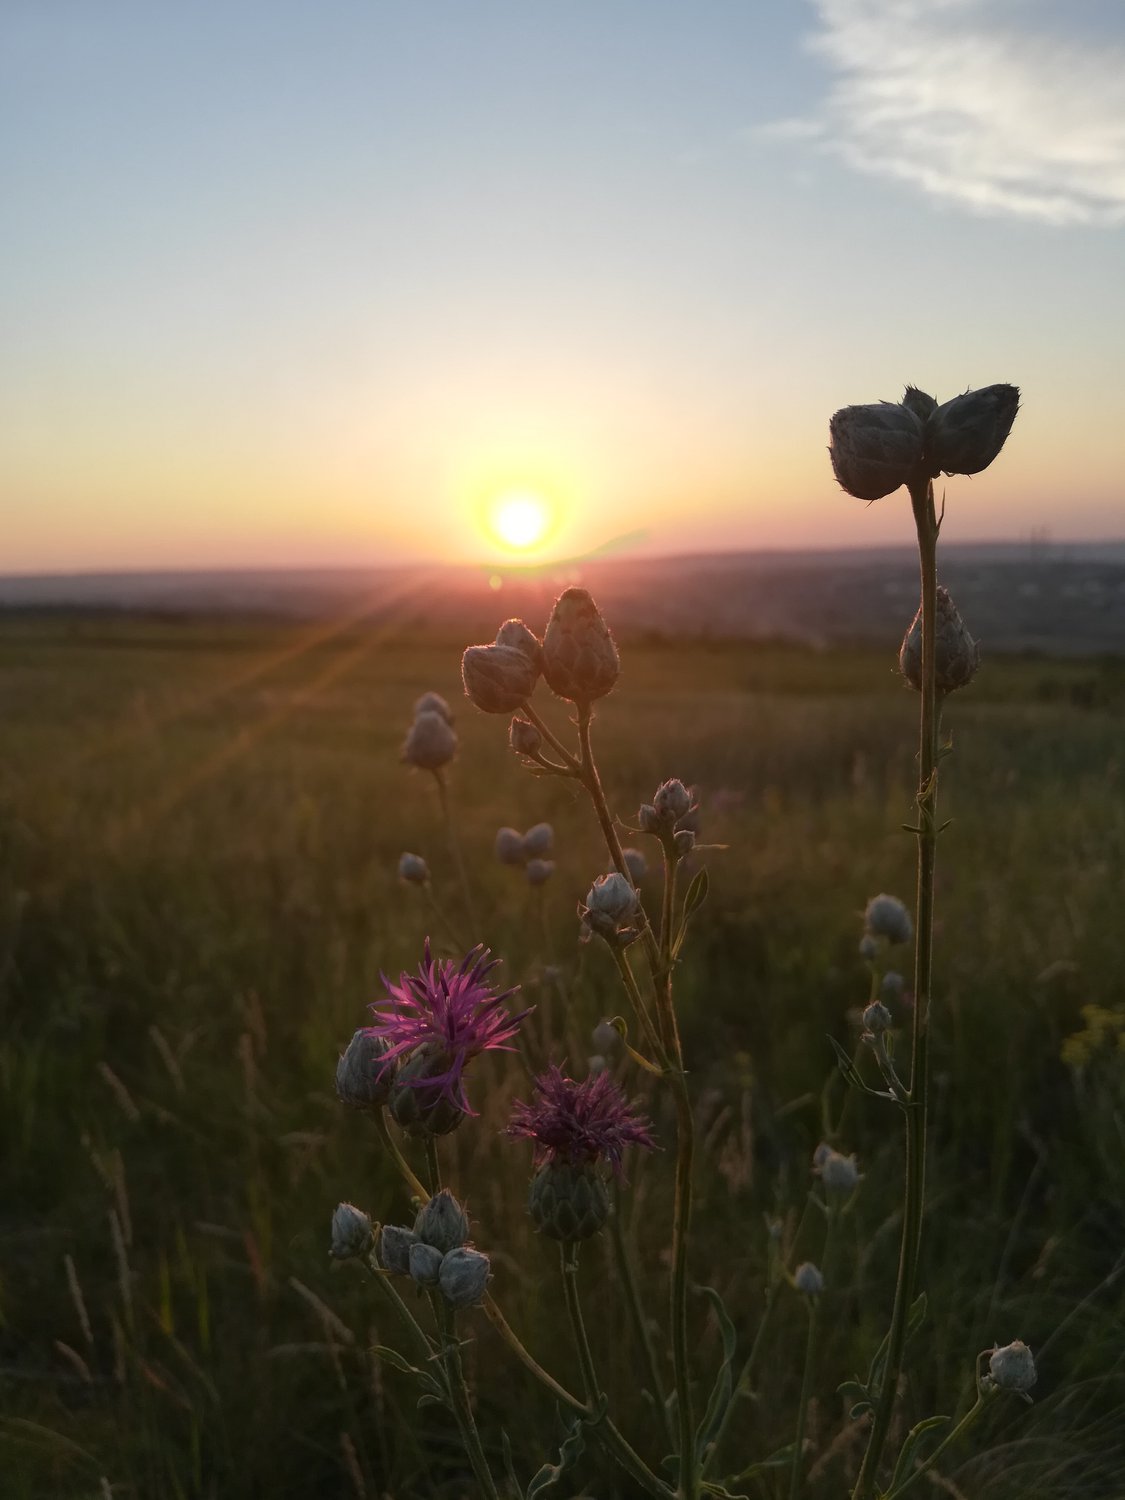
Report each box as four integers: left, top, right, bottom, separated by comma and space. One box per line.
3, 0, 1124, 575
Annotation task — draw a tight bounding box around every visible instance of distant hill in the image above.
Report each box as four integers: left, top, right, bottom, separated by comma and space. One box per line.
3, 540, 1124, 655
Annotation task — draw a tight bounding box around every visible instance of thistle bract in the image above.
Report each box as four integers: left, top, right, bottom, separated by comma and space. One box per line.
330, 1203, 373, 1260
387, 1047, 469, 1136
414, 1189, 470, 1255
527, 1160, 611, 1242
900, 586, 980, 695
336, 1029, 395, 1111
988, 1340, 1037, 1393
541, 588, 619, 703
926, 384, 1019, 477
402, 710, 457, 771
495, 618, 543, 665
507, 1064, 655, 1179
828, 402, 925, 500
439, 1247, 491, 1309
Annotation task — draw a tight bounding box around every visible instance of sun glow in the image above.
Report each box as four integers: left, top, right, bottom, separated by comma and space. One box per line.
488, 490, 553, 552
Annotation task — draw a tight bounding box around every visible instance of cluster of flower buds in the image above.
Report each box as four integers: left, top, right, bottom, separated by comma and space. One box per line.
397, 852, 430, 886
829, 383, 1019, 501
336, 1028, 396, 1112
462, 619, 542, 714
579, 872, 639, 947
330, 1202, 374, 1260
900, 585, 980, 696
812, 1142, 862, 1195
494, 822, 555, 887
402, 691, 458, 772
863, 893, 913, 948
638, 778, 700, 858
378, 1190, 491, 1309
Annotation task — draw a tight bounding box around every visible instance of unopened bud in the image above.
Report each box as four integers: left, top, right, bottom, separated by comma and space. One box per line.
864, 894, 913, 946
408, 1240, 444, 1287
585, 873, 637, 924
542, 588, 620, 703
794, 1261, 824, 1296
414, 1189, 470, 1254
379, 1223, 416, 1276
881, 971, 904, 999
621, 847, 647, 883
495, 618, 543, 664
638, 804, 661, 835
525, 857, 555, 887
862, 1001, 893, 1035
926, 384, 1019, 478
673, 828, 696, 858
414, 691, 454, 725
528, 1161, 610, 1242
438, 1247, 491, 1309
653, 778, 693, 824
462, 641, 539, 714
816, 1148, 861, 1194
858, 934, 878, 962
330, 1203, 373, 1260
900, 586, 980, 695
987, 1340, 1037, 1393
509, 717, 542, 757
901, 386, 937, 423
336, 1029, 394, 1111
828, 402, 925, 501
402, 710, 457, 771
591, 1019, 622, 1054
495, 826, 526, 866
522, 822, 554, 859
398, 852, 430, 885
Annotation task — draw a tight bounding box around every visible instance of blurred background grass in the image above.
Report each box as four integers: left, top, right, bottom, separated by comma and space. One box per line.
1, 615, 1122, 1498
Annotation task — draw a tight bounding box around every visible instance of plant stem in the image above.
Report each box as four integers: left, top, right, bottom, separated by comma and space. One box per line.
372, 1108, 428, 1204
881, 1391, 995, 1500
852, 478, 941, 1499
424, 1136, 442, 1195
788, 1297, 820, 1500
609, 1183, 676, 1454
432, 768, 478, 932
437, 1297, 502, 1500
701, 1279, 780, 1476
520, 702, 583, 773
560, 1242, 602, 1407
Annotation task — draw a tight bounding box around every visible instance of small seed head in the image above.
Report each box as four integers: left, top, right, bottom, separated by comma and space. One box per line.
673, 828, 696, 858
414, 1189, 471, 1254
397, 852, 430, 885
988, 1340, 1037, 1393
900, 586, 980, 695
541, 588, 620, 702
330, 1203, 373, 1260
864, 894, 913, 946
858, 934, 879, 962
881, 971, 904, 999
336, 1029, 395, 1111
509, 717, 542, 757
402, 710, 457, 771
638, 803, 661, 835
379, 1223, 416, 1276
408, 1240, 444, 1287
794, 1261, 824, 1296
438, 1247, 491, 1309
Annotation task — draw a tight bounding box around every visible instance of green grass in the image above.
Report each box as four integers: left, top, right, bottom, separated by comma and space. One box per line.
1, 614, 1122, 1498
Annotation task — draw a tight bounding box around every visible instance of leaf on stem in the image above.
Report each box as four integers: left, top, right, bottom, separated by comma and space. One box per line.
826, 1036, 896, 1101
695, 1285, 738, 1460
888, 1413, 951, 1493
526, 1414, 589, 1497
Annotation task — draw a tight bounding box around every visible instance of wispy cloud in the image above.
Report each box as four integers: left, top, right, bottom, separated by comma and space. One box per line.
787, 0, 1125, 225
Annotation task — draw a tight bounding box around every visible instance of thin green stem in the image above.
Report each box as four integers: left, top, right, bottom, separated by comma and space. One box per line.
372, 1108, 428, 1204
611, 947, 669, 1067
609, 1184, 676, 1453
881, 1392, 995, 1500
560, 1242, 602, 1407
365, 1259, 436, 1366
432, 769, 478, 932
788, 1298, 820, 1500
437, 1297, 502, 1500
852, 478, 941, 1500
423, 1136, 442, 1196
519, 702, 582, 773
701, 1279, 780, 1476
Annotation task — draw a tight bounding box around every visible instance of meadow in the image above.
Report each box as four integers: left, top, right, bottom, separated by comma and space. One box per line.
1, 611, 1123, 1498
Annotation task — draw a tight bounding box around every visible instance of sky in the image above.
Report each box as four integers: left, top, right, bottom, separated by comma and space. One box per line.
3, 0, 1124, 575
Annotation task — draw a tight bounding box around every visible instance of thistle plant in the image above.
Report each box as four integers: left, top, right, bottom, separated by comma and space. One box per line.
327, 380, 1035, 1499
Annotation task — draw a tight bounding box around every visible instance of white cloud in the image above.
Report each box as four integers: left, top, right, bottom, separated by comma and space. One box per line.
793, 0, 1125, 225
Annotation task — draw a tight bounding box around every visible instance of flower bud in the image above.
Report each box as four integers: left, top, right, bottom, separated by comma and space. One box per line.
525, 857, 555, 888
901, 386, 937, 423
379, 1223, 417, 1276
621, 847, 647, 884
527, 1161, 610, 1242
414, 1189, 470, 1254
653, 778, 693, 824
495, 618, 543, 665
541, 588, 619, 703
522, 822, 554, 859
987, 1340, 1037, 1393
638, 804, 661, 835
858, 934, 879, 962
330, 1203, 373, 1260
495, 826, 526, 866
862, 1000, 893, 1035
794, 1261, 824, 1296
673, 828, 696, 858
591, 1019, 622, 1054
864, 894, 913, 946
585, 873, 637, 924
816, 1148, 861, 1194
408, 1240, 444, 1287
461, 643, 539, 715
397, 852, 430, 885
414, 691, 454, 725
900, 586, 980, 695
336, 1028, 394, 1111
438, 1247, 491, 1309
509, 717, 542, 757
881, 971, 904, 999
587, 1054, 608, 1075
388, 1047, 466, 1137
926, 384, 1019, 478
828, 402, 925, 500
402, 710, 457, 771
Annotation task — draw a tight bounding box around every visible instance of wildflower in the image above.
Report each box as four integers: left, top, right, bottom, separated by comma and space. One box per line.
402, 710, 457, 771
414, 691, 454, 725
525, 857, 555, 888
794, 1261, 824, 1296
541, 588, 620, 703
439, 1247, 491, 1309
379, 1223, 416, 1276
507, 1064, 655, 1179
408, 1241, 443, 1287
336, 1028, 395, 1111
330, 1203, 373, 1260
414, 1189, 470, 1255
926, 384, 1019, 478
864, 894, 913, 946
814, 1147, 862, 1195
509, 717, 542, 757
900, 586, 980, 695
495, 826, 526, 866
462, 622, 541, 713
828, 402, 926, 500
987, 1340, 1037, 1393
397, 852, 430, 885
369, 940, 530, 1124
522, 822, 554, 859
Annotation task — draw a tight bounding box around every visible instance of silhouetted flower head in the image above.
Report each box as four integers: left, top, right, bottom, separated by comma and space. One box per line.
369, 941, 530, 1116
507, 1064, 655, 1179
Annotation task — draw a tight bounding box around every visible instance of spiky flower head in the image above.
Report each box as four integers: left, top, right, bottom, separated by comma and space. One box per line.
864, 894, 913, 946
987, 1340, 1037, 1393
330, 1203, 373, 1260
900, 586, 980, 695
414, 691, 454, 726
336, 1028, 395, 1111
926, 384, 1019, 478
507, 1064, 655, 1179
397, 852, 430, 886
402, 709, 458, 771
829, 402, 926, 500
369, 941, 530, 1119
541, 588, 620, 702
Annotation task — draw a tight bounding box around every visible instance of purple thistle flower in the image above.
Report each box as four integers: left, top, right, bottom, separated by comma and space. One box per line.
507, 1064, 656, 1178
369, 940, 530, 1117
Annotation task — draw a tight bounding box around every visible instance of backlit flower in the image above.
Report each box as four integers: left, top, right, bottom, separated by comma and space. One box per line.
507, 1064, 655, 1179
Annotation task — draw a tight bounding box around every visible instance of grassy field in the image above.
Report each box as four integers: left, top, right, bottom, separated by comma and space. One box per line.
1, 613, 1123, 1498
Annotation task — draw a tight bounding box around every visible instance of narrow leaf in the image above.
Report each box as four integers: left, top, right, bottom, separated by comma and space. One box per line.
695, 1285, 739, 1458
888, 1414, 950, 1492
526, 1416, 587, 1497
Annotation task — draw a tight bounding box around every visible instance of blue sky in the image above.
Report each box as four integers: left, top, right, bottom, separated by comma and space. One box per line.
3, 1, 1123, 571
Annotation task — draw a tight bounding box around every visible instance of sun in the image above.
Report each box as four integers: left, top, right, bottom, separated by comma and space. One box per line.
488, 490, 552, 552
